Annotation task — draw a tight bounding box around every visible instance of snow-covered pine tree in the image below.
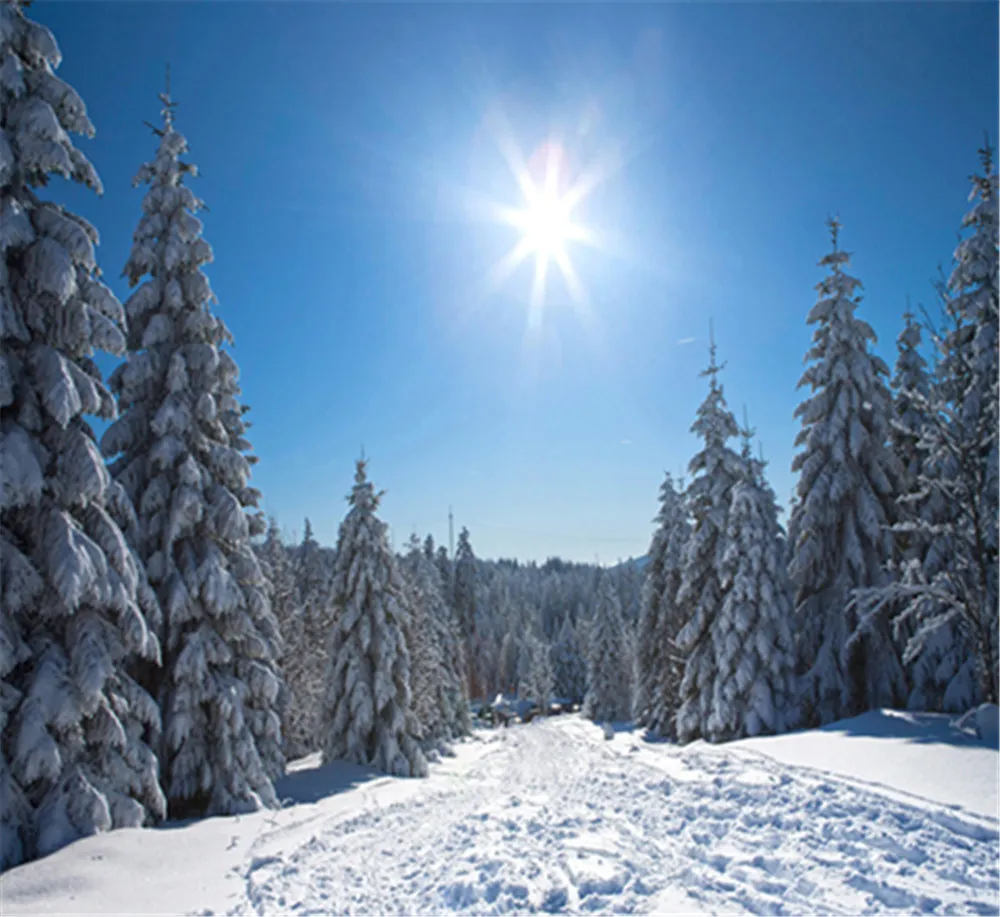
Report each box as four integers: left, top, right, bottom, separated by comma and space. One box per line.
274, 518, 332, 756
257, 517, 315, 760
435, 543, 453, 603
787, 219, 905, 727
321, 460, 427, 776
673, 337, 744, 744
297, 518, 332, 641
422, 536, 470, 737
0, 0, 166, 867
857, 145, 999, 707
707, 423, 796, 741
101, 85, 282, 815
634, 474, 681, 729
583, 575, 632, 722
551, 616, 586, 705
453, 526, 479, 697
885, 312, 973, 712
520, 633, 553, 715
401, 533, 461, 755
498, 630, 521, 697
635, 474, 690, 738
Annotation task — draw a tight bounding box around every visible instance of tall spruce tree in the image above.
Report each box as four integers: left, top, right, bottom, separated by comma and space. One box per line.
583, 575, 632, 722
886, 313, 973, 711
257, 518, 314, 759
400, 533, 471, 753
282, 518, 331, 754
321, 460, 427, 777
674, 337, 744, 744
857, 146, 999, 707
453, 526, 479, 697
634, 473, 687, 732
101, 85, 282, 815
551, 616, 586, 704
520, 633, 554, 715
788, 219, 904, 727
635, 474, 690, 738
708, 425, 796, 741
0, 0, 165, 867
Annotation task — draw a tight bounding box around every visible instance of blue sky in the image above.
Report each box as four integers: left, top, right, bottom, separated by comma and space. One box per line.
43, 1, 998, 562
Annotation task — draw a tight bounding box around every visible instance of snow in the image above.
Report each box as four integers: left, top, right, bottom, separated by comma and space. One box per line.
732, 708, 1000, 820
2, 713, 997, 916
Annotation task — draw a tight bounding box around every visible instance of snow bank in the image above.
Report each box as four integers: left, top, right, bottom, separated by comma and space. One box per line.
730, 708, 1000, 819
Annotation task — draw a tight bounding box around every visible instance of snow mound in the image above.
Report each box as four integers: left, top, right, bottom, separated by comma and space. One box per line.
729, 708, 1000, 820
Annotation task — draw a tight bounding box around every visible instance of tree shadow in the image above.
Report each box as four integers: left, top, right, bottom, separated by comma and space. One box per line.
815, 709, 989, 748
275, 758, 383, 806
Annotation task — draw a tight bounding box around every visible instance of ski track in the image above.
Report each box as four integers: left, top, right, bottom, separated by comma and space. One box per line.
225, 718, 999, 916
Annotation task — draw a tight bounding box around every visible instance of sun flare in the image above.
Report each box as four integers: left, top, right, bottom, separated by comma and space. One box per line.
510, 181, 576, 260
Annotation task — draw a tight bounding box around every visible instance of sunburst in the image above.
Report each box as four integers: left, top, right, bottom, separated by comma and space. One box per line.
482, 121, 610, 335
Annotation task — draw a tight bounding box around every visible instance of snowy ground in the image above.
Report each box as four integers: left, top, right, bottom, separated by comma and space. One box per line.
2, 712, 998, 916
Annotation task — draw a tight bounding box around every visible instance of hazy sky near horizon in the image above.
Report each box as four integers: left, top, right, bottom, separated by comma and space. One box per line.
43, 1, 998, 562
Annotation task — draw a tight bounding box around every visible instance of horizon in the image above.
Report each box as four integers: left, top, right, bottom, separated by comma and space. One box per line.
41, 1, 998, 561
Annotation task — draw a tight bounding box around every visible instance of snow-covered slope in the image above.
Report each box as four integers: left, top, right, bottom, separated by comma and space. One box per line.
729, 707, 999, 820
1, 714, 997, 916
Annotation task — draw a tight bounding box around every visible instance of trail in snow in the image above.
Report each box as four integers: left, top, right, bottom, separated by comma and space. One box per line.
231, 716, 999, 916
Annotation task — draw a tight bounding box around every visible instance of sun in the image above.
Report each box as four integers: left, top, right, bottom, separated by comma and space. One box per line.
507, 156, 580, 262
517, 189, 573, 258
485, 137, 601, 319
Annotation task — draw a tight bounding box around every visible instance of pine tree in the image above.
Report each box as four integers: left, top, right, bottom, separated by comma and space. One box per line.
297, 518, 331, 643
635, 474, 690, 738
885, 313, 971, 712
0, 1, 166, 867
400, 533, 471, 753
498, 631, 521, 696
257, 518, 315, 760
453, 526, 479, 697
674, 338, 744, 743
551, 616, 586, 704
788, 219, 904, 727
520, 633, 553, 715
708, 427, 796, 741
278, 518, 331, 755
583, 575, 632, 722
857, 146, 999, 707
321, 460, 427, 777
101, 85, 282, 815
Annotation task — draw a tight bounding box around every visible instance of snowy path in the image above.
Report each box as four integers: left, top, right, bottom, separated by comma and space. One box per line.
231, 716, 999, 916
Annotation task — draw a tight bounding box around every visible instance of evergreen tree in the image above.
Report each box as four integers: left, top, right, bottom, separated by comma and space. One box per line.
0, 1, 165, 866
297, 518, 331, 641
708, 428, 796, 741
674, 338, 744, 743
258, 518, 314, 760
635, 474, 689, 738
101, 86, 282, 815
551, 616, 586, 704
886, 313, 973, 712
583, 575, 632, 722
788, 219, 904, 727
498, 631, 521, 696
400, 534, 471, 752
856, 146, 999, 706
453, 526, 479, 697
280, 518, 331, 755
435, 544, 453, 602
520, 633, 553, 715
321, 460, 427, 777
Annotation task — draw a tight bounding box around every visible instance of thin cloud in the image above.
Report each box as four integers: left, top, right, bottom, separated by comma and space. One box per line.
620, 439, 632, 446
677, 336, 697, 345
